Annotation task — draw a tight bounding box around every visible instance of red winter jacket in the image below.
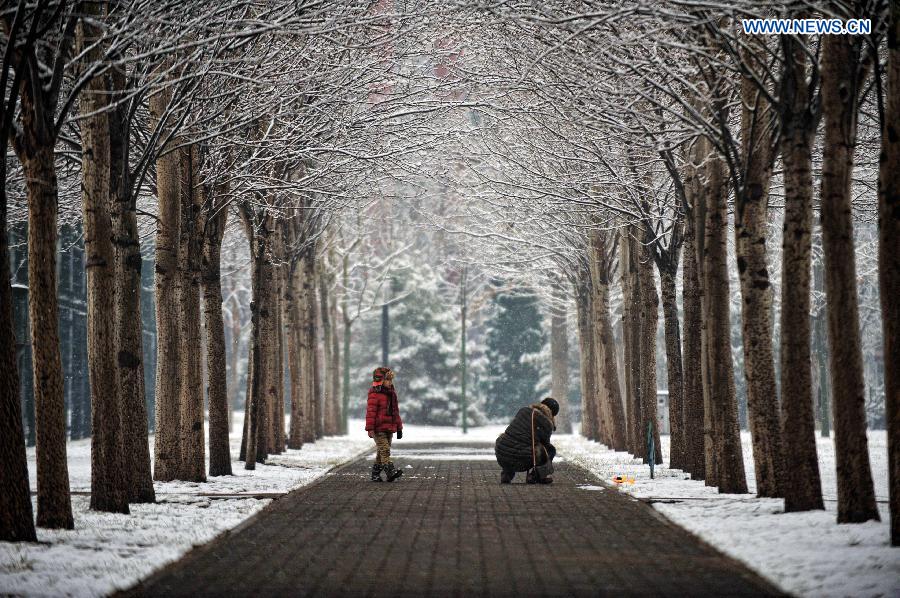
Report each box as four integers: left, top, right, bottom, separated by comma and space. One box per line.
365, 382, 403, 433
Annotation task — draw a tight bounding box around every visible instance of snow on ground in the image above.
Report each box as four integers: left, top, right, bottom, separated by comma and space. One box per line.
555, 430, 898, 598
0, 414, 372, 597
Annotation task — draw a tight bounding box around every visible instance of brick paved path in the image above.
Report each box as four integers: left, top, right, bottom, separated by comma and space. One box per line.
124, 442, 782, 597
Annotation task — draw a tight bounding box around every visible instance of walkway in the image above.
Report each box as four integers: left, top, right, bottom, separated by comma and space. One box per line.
123, 442, 783, 597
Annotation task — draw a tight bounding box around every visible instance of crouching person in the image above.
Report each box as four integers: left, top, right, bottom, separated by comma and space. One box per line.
494, 397, 559, 484
365, 367, 403, 482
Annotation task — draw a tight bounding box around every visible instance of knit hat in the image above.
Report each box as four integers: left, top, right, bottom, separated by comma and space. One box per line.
373, 367, 393, 382
541, 397, 560, 416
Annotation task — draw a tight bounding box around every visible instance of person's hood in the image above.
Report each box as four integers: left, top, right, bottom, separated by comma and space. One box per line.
530, 403, 556, 431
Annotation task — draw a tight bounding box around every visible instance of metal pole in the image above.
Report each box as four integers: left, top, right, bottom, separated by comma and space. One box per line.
460, 266, 468, 434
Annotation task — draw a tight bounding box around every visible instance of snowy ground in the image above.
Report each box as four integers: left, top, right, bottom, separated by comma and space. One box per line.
0, 414, 372, 597
555, 430, 898, 598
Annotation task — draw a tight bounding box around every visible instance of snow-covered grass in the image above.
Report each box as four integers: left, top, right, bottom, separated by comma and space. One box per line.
0, 414, 372, 597
556, 430, 898, 598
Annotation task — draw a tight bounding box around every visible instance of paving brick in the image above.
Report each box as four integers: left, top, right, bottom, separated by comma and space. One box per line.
122, 442, 784, 597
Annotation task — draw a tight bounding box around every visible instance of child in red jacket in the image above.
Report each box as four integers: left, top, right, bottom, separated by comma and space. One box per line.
365, 367, 403, 482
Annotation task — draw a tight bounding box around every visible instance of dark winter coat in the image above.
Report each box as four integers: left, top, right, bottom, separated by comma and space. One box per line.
365, 382, 403, 433
495, 403, 556, 472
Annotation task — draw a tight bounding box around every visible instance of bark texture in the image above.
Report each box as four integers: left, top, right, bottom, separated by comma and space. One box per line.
0, 156, 35, 541
701, 148, 748, 494
681, 179, 705, 481
204, 194, 231, 476
80, 20, 129, 513
24, 148, 73, 528
590, 231, 627, 450
682, 221, 705, 481
637, 236, 663, 465
177, 146, 205, 482
109, 66, 154, 504
735, 42, 784, 498
779, 33, 824, 512
621, 233, 642, 456
301, 244, 319, 443
820, 32, 880, 523
286, 247, 305, 450
150, 87, 182, 482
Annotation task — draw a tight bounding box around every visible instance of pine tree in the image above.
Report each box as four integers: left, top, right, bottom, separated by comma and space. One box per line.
389, 264, 463, 426
482, 289, 546, 420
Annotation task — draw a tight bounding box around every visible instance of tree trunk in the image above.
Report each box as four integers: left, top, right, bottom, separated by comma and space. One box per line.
550, 279, 571, 434
203, 195, 231, 476
286, 245, 305, 449
596, 272, 628, 451
239, 332, 253, 462
319, 260, 336, 436
242, 212, 273, 469
735, 46, 783, 498
255, 256, 274, 464
177, 146, 205, 482
621, 232, 643, 457
878, 0, 899, 546
820, 32, 880, 523
330, 278, 342, 435
702, 150, 748, 494
691, 145, 718, 487
0, 138, 36, 542
575, 279, 597, 440
80, 26, 129, 513
779, 33, 824, 511
108, 68, 154, 504
22, 145, 74, 529
341, 253, 352, 435
273, 281, 286, 454
150, 87, 182, 482
682, 190, 705, 480
301, 246, 318, 443
587, 237, 609, 444
589, 231, 627, 450
312, 260, 324, 440
637, 237, 663, 464
269, 256, 284, 455
660, 269, 684, 469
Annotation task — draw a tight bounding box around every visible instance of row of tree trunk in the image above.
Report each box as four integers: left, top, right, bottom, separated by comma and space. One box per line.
573, 12, 898, 542
1, 12, 347, 542
237, 204, 344, 470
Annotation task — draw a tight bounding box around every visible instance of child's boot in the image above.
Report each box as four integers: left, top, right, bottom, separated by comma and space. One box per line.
384, 462, 403, 482
370, 464, 384, 482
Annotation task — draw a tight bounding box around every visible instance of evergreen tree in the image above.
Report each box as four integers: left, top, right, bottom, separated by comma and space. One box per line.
350, 261, 482, 426
482, 290, 546, 420
389, 264, 462, 425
